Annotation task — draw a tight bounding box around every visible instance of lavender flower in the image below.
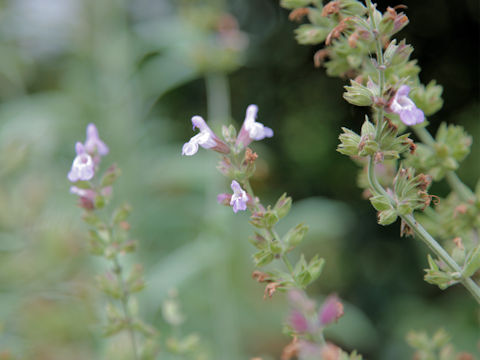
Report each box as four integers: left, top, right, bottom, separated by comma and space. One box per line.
230, 180, 248, 213
68, 142, 95, 182
182, 116, 230, 156
70, 186, 96, 200
85, 123, 109, 156
388, 85, 424, 126
236, 105, 273, 147
318, 295, 344, 326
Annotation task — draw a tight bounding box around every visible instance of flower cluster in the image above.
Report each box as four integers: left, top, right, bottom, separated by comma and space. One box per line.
68, 123, 109, 183
182, 104, 272, 213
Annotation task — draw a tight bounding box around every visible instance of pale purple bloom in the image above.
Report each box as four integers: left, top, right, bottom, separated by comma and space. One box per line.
236, 105, 273, 147
68, 142, 95, 182
388, 85, 424, 126
69, 186, 96, 200
288, 310, 309, 333
84, 123, 109, 156
230, 180, 248, 213
319, 295, 344, 326
182, 116, 230, 156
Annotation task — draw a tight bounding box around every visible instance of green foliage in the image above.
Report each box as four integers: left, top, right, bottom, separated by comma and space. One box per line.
406, 329, 473, 360
406, 124, 472, 180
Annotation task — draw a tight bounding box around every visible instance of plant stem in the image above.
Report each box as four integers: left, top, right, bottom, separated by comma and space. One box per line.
365, 0, 480, 303
401, 214, 480, 303
112, 255, 140, 360
368, 156, 480, 303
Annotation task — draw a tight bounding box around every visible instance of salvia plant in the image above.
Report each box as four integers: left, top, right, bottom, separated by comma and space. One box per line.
279, 0, 480, 302
59, 0, 478, 359
68, 124, 207, 360
182, 104, 360, 358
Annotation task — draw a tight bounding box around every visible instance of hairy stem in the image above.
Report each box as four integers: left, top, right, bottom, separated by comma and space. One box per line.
365, 0, 480, 303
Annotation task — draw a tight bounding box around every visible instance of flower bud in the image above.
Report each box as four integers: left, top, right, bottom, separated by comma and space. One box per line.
337, 127, 361, 156
289, 310, 309, 333
283, 223, 309, 249
377, 209, 398, 225
319, 295, 344, 326
295, 24, 329, 45
274, 193, 292, 219
343, 80, 374, 106
409, 81, 444, 116
369, 195, 392, 211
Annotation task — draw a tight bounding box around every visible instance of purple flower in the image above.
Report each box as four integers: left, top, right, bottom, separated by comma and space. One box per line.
288, 309, 309, 333
68, 142, 95, 182
85, 123, 109, 156
388, 85, 424, 126
70, 186, 96, 200
319, 295, 344, 326
230, 180, 248, 213
236, 105, 273, 147
182, 116, 230, 156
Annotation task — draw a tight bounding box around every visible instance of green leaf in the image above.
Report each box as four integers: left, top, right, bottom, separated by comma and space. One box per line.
463, 245, 480, 278
283, 223, 309, 249
253, 249, 275, 267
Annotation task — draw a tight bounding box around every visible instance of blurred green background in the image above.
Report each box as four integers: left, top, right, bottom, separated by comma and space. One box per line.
0, 0, 478, 359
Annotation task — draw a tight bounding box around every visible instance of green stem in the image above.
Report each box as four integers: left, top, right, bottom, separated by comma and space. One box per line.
112, 256, 140, 360
367, 158, 480, 303
413, 127, 475, 202
402, 215, 480, 304
205, 72, 231, 128
364, 0, 480, 303
204, 72, 241, 360
365, 0, 385, 135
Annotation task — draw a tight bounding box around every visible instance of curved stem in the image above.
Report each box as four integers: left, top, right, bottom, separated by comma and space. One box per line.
367, 158, 480, 303
112, 256, 140, 360
364, 0, 480, 303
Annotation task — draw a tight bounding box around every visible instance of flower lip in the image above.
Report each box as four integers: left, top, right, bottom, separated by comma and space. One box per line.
388, 85, 425, 126
230, 180, 248, 213
68, 141, 95, 182
85, 123, 109, 156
